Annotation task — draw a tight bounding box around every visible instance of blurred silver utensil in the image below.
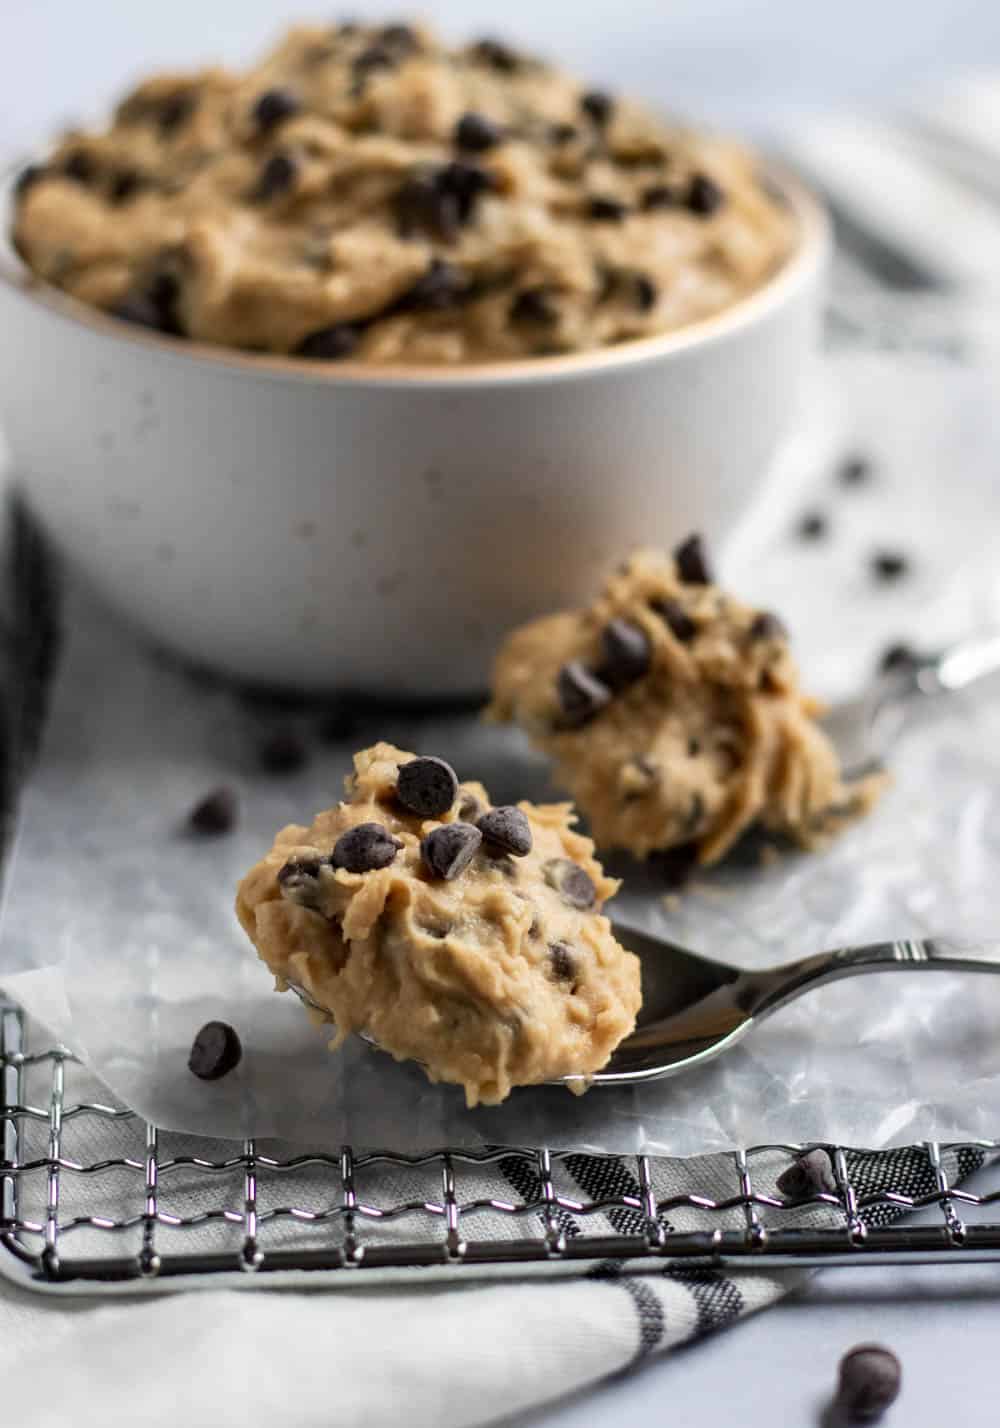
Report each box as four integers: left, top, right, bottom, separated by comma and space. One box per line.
821, 631, 1000, 777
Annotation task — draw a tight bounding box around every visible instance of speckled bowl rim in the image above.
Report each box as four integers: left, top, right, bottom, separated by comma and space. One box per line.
0, 159, 828, 390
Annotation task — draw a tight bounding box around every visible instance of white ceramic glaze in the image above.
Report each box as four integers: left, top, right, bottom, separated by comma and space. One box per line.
0, 167, 828, 695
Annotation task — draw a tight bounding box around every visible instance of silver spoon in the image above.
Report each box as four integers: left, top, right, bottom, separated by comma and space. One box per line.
582, 929, 1000, 1086
820, 630, 1000, 777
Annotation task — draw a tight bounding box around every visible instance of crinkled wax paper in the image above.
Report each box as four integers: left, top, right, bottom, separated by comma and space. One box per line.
2, 352, 1000, 1154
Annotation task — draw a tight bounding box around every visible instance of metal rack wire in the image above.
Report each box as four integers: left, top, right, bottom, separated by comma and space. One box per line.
2, 998, 999, 1295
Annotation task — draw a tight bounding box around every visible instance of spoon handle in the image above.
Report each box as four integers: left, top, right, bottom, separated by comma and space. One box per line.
751, 937, 1000, 1019
915, 633, 1000, 696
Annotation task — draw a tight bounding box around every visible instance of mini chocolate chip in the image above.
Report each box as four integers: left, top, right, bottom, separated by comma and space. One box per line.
457, 791, 485, 822
687, 737, 701, 757
510, 286, 558, 326
656, 841, 699, 889
838, 452, 873, 486
549, 941, 577, 982
587, 195, 627, 222
633, 272, 657, 311
295, 323, 362, 360
673, 533, 712, 585
277, 856, 325, 905
871, 550, 908, 582
835, 1344, 902, 1422
397, 756, 459, 818
684, 792, 706, 835
878, 641, 918, 674
188, 1021, 242, 1080
421, 822, 482, 880
477, 806, 532, 857
687, 173, 725, 216
749, 611, 787, 641
455, 111, 502, 152
470, 38, 520, 72
332, 821, 402, 873
543, 858, 597, 909
392, 258, 467, 312
556, 662, 612, 727
651, 596, 697, 643
380, 23, 418, 52
187, 786, 238, 835
641, 184, 680, 210
599, 619, 651, 688
255, 152, 298, 202
258, 729, 308, 773
353, 44, 394, 76
550, 122, 578, 144
775, 1148, 837, 1199
797, 510, 827, 541
439, 161, 493, 220
111, 293, 169, 331
110, 168, 143, 202
254, 87, 301, 132
63, 150, 95, 184
159, 91, 196, 135
580, 90, 614, 126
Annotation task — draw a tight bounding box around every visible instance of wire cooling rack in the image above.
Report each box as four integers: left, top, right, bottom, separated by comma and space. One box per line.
2, 998, 999, 1296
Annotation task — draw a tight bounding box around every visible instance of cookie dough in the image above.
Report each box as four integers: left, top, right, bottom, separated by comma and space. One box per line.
12, 21, 794, 363
235, 742, 641, 1105
487, 542, 883, 867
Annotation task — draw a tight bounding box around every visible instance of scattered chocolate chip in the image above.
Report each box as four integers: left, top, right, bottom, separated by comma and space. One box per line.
440, 161, 493, 220
640, 184, 680, 210
878, 641, 918, 675
352, 44, 394, 78
295, 323, 362, 360
63, 150, 95, 184
687, 737, 701, 756
253, 87, 301, 132
838, 452, 873, 486
587, 195, 628, 222
477, 806, 532, 857
397, 756, 459, 818
395, 162, 491, 241
187, 786, 238, 835
158, 90, 196, 135
510, 286, 558, 326
379, 23, 418, 53
543, 858, 597, 910
599, 619, 652, 688
776, 1148, 837, 1199
392, 258, 467, 312
656, 841, 699, 889
111, 292, 170, 331
684, 792, 706, 835
470, 38, 520, 72
835, 1345, 902, 1422
580, 90, 615, 126
277, 856, 325, 905
556, 662, 612, 727
188, 1021, 242, 1080
651, 596, 697, 643
673, 533, 712, 585
632, 272, 657, 312
110, 168, 143, 202
549, 941, 577, 982
455, 111, 502, 152
687, 172, 725, 216
421, 822, 482, 880
14, 163, 45, 198
255, 152, 298, 202
550, 122, 578, 144
457, 791, 485, 822
797, 510, 827, 541
749, 611, 787, 641
871, 550, 908, 583
258, 729, 308, 773
332, 821, 402, 873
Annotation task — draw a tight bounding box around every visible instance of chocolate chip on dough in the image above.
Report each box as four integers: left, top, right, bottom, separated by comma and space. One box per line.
421, 822, 482, 880
332, 822, 402, 873
477, 806, 532, 857
397, 756, 460, 817
543, 858, 596, 909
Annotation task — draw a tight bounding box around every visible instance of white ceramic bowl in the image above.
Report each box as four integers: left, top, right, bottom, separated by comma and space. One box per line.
0, 166, 828, 696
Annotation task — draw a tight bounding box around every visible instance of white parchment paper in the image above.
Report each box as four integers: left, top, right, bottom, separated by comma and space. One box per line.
3, 352, 1000, 1154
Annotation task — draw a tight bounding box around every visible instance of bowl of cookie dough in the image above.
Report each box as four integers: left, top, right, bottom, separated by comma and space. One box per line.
0, 21, 828, 696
